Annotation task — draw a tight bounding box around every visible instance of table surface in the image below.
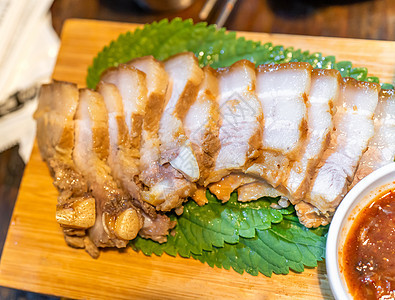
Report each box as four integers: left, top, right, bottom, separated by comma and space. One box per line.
0, 0, 395, 298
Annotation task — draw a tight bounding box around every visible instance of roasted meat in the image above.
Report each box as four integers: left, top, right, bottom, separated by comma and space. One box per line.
129, 55, 197, 212
206, 60, 263, 184
285, 69, 340, 202
306, 78, 380, 214
184, 66, 220, 185
246, 63, 311, 188
34, 81, 95, 251
35, 52, 395, 256
73, 88, 142, 254
159, 53, 203, 182
350, 89, 395, 188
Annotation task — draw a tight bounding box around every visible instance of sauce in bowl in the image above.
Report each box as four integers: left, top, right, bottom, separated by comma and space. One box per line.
342, 189, 395, 299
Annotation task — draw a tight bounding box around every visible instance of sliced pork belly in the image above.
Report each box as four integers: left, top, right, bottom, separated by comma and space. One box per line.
98, 80, 175, 243
307, 78, 380, 214
74, 89, 143, 251
159, 52, 204, 182
100, 64, 148, 150
206, 60, 263, 184
97, 82, 140, 200
34, 81, 95, 234
246, 63, 311, 187
127, 56, 168, 174
350, 89, 395, 188
285, 69, 340, 202
128, 55, 196, 212
184, 66, 220, 185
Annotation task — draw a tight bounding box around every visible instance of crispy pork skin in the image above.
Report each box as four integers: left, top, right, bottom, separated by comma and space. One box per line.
350, 89, 395, 188
74, 89, 143, 251
34, 81, 95, 233
159, 52, 204, 182
246, 63, 311, 188
284, 69, 340, 202
184, 66, 220, 185
206, 60, 263, 184
307, 78, 380, 214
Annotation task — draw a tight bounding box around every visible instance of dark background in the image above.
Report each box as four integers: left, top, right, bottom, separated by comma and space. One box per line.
1, 0, 394, 298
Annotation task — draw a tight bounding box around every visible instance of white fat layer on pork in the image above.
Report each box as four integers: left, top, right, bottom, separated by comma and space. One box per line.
246, 63, 311, 187
128, 56, 168, 176
350, 89, 395, 188
97, 82, 140, 200
285, 69, 340, 202
100, 64, 147, 150
307, 78, 379, 213
74, 89, 129, 248
257, 64, 310, 156
207, 60, 263, 184
34, 81, 79, 162
159, 53, 203, 182
183, 66, 220, 185
129, 55, 197, 211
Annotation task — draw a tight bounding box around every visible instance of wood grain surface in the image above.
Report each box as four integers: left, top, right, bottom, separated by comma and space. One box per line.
0, 19, 395, 299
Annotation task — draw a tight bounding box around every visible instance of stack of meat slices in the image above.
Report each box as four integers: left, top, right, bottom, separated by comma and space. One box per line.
34, 52, 395, 257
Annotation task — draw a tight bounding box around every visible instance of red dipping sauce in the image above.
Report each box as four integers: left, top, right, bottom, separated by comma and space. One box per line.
342, 189, 395, 299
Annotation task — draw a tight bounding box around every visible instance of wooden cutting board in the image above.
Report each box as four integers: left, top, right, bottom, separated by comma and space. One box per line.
1, 19, 395, 300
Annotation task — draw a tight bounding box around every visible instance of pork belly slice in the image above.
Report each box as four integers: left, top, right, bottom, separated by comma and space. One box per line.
140, 163, 197, 211
127, 56, 168, 174
159, 52, 204, 182
285, 69, 340, 202
100, 64, 148, 151
307, 78, 380, 214
246, 62, 311, 187
206, 60, 263, 185
350, 89, 395, 188
184, 66, 220, 185
34, 81, 95, 231
74, 89, 143, 251
98, 81, 175, 242
128, 55, 196, 212
97, 82, 140, 200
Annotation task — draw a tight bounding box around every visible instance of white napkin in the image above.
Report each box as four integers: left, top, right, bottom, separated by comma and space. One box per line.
0, 0, 59, 162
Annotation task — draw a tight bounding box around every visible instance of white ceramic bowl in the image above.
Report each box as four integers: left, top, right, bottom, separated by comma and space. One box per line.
326, 162, 395, 300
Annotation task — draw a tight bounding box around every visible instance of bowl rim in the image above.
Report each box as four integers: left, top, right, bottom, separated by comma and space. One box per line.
326, 162, 395, 300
